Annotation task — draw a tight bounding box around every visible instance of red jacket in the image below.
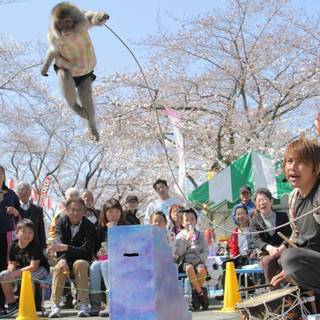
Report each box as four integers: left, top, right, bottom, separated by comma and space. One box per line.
228, 227, 240, 258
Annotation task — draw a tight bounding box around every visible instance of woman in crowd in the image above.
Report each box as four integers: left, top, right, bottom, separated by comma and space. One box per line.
250, 188, 291, 283
89, 198, 127, 317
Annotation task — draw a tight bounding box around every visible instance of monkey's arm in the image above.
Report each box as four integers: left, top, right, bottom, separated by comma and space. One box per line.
84, 11, 109, 27
41, 49, 56, 76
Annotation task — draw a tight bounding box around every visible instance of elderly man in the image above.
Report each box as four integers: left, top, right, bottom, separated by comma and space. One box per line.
12, 182, 47, 249
231, 185, 255, 224
81, 189, 99, 225
47, 197, 95, 318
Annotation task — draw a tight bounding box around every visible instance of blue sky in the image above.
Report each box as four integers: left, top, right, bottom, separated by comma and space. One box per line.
1, 0, 319, 77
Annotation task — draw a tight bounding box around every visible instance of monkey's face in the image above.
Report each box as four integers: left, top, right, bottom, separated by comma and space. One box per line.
55, 17, 75, 37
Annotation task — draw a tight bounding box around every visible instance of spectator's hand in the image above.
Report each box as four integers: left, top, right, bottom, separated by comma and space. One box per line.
47, 243, 68, 254
106, 221, 116, 228
6, 206, 20, 218
267, 245, 280, 258
270, 270, 286, 288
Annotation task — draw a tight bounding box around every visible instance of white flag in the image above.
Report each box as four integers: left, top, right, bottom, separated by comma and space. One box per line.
164, 107, 186, 195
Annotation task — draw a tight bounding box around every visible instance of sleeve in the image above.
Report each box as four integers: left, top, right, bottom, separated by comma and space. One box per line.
54, 215, 64, 245
174, 233, 189, 259
250, 218, 268, 251
228, 231, 239, 258
199, 233, 209, 264
38, 207, 47, 249
288, 189, 299, 243
144, 203, 153, 225
8, 242, 16, 262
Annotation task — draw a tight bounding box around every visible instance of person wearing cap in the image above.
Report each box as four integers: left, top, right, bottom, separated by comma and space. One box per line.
123, 195, 141, 225
231, 185, 255, 224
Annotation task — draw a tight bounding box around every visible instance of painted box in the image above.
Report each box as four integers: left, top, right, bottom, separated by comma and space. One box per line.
108, 225, 191, 320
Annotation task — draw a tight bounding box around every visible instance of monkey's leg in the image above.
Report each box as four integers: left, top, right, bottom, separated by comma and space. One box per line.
77, 78, 100, 141
57, 69, 88, 119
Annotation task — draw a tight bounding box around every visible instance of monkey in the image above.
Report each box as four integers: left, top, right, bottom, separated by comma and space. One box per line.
41, 2, 109, 141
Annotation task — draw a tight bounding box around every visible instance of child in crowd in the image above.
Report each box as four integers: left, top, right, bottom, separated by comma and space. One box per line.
174, 209, 209, 311
150, 211, 167, 229
89, 198, 127, 317
0, 219, 49, 314
151, 211, 177, 248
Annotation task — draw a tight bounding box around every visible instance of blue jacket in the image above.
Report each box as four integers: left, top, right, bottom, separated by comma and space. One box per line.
0, 188, 20, 233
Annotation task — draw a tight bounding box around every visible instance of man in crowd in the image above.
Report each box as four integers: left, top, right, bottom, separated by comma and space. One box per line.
81, 189, 99, 225
11, 182, 47, 249
231, 185, 255, 224
123, 195, 141, 225
47, 197, 95, 318
144, 178, 182, 224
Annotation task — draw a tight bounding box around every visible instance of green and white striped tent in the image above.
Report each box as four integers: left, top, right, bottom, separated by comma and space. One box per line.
188, 150, 292, 207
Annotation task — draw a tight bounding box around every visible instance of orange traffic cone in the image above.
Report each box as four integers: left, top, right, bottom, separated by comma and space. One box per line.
16, 271, 39, 320
221, 261, 241, 312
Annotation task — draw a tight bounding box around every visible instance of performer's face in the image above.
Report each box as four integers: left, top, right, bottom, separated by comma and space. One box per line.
285, 156, 316, 190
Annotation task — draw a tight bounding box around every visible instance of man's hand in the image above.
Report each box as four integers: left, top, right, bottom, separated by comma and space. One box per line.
6, 206, 20, 218
47, 243, 68, 254
270, 270, 286, 288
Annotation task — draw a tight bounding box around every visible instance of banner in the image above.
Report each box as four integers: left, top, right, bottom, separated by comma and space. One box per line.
38, 175, 52, 208
164, 107, 186, 195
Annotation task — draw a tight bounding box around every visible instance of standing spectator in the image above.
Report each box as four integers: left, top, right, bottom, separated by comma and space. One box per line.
10, 182, 47, 249
144, 179, 182, 225
231, 185, 255, 224
47, 197, 95, 318
81, 189, 100, 225
250, 188, 291, 283
0, 165, 20, 316
123, 195, 140, 225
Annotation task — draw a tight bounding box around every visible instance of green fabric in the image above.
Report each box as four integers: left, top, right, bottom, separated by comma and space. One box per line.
188, 180, 209, 203
230, 151, 253, 201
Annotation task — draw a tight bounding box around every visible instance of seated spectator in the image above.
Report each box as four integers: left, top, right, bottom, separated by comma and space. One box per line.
12, 182, 47, 249
81, 189, 100, 225
250, 188, 291, 283
151, 211, 177, 249
48, 187, 80, 243
123, 195, 141, 225
0, 219, 49, 314
175, 209, 209, 311
90, 198, 128, 317
144, 179, 182, 224
168, 204, 184, 235
47, 197, 95, 318
228, 206, 253, 262
231, 185, 255, 224
222, 206, 255, 290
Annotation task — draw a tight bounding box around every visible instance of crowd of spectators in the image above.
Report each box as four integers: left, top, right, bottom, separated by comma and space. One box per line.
0, 136, 320, 316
